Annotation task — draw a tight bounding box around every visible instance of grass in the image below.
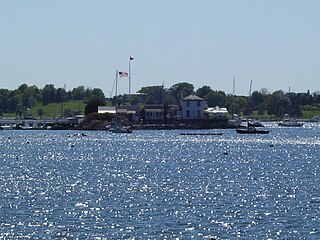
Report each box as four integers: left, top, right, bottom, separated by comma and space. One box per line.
30, 100, 85, 118
2, 100, 85, 119
302, 110, 320, 119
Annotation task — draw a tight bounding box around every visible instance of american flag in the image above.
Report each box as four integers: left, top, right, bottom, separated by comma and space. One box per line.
119, 71, 128, 77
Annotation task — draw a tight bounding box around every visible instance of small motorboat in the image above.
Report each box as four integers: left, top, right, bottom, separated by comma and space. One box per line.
278, 121, 303, 127
107, 119, 133, 133
278, 114, 303, 127
236, 126, 269, 134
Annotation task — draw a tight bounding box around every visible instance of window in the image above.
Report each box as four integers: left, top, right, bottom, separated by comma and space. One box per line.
186, 110, 190, 118
186, 101, 190, 107
197, 101, 201, 107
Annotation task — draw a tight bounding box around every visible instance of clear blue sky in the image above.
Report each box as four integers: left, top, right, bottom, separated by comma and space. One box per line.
1, 0, 320, 96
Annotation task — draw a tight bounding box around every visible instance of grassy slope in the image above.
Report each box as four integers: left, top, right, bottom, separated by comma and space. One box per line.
2, 100, 86, 118
30, 100, 85, 118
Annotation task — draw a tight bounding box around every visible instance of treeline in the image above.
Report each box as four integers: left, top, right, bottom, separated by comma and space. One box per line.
133, 83, 320, 118
1, 82, 320, 118
0, 84, 105, 116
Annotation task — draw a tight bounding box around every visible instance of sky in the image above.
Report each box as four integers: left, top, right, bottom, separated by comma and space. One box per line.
1, 0, 320, 97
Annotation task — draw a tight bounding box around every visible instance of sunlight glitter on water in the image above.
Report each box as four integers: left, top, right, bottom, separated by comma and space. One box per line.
0, 127, 320, 238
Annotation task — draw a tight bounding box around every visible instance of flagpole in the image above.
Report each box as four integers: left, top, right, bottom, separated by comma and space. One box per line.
115, 70, 118, 106
128, 59, 131, 105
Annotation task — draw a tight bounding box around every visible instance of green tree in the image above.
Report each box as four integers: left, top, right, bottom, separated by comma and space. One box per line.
251, 91, 265, 108
37, 109, 45, 118
165, 82, 194, 105
145, 95, 156, 104
72, 86, 86, 100
138, 85, 163, 104
55, 88, 66, 103
85, 98, 106, 115
266, 90, 284, 116
196, 85, 213, 98
235, 96, 248, 113
277, 97, 291, 116
206, 91, 226, 107
42, 84, 56, 105
91, 88, 106, 102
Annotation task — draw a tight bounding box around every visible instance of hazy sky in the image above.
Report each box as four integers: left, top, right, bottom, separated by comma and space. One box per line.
1, 0, 320, 96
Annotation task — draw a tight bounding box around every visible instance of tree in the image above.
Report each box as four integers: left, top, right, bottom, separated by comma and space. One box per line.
56, 88, 66, 103
37, 109, 45, 118
145, 95, 156, 104
165, 82, 194, 105
85, 98, 106, 115
196, 85, 213, 98
235, 96, 248, 113
72, 86, 86, 100
206, 91, 226, 107
138, 85, 164, 104
266, 90, 284, 116
251, 91, 265, 108
91, 88, 106, 102
17, 83, 28, 93
277, 97, 291, 116
42, 84, 56, 105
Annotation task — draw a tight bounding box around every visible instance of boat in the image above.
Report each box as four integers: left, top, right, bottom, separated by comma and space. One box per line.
180, 132, 223, 136
248, 120, 264, 127
107, 119, 132, 133
236, 126, 269, 134
278, 114, 303, 127
278, 121, 303, 127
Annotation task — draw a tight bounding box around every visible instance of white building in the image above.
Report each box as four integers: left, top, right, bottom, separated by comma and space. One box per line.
180, 95, 207, 120
204, 106, 228, 119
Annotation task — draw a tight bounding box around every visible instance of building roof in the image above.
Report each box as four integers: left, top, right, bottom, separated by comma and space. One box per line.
182, 95, 204, 101
205, 106, 228, 114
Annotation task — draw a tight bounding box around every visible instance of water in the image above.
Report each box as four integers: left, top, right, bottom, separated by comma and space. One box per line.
1, 123, 320, 239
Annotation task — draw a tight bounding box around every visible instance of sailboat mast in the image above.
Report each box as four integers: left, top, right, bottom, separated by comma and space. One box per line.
115, 70, 118, 106
231, 76, 235, 118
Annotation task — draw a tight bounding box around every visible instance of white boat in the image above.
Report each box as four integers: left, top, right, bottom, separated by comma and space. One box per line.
0, 125, 13, 130
278, 114, 303, 127
278, 121, 303, 127
107, 119, 132, 133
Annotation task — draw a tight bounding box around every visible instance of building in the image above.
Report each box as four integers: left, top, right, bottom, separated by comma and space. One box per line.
144, 105, 164, 122
204, 106, 228, 119
180, 95, 207, 120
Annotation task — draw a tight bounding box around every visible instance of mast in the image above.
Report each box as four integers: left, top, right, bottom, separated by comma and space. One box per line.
231, 76, 235, 118
115, 70, 118, 106
129, 61, 131, 104
249, 79, 253, 97
128, 56, 134, 105
60, 84, 66, 118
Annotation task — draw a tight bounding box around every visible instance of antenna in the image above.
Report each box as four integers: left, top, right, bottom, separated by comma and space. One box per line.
233, 76, 235, 96
249, 79, 253, 97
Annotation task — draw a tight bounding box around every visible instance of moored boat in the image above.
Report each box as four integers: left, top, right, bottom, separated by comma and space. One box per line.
236, 126, 269, 134
107, 119, 133, 133
278, 114, 303, 127
278, 121, 303, 127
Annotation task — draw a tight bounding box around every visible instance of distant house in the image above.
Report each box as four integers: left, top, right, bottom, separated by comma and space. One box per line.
98, 105, 139, 122
144, 105, 164, 122
204, 106, 228, 119
98, 106, 116, 114
180, 95, 207, 120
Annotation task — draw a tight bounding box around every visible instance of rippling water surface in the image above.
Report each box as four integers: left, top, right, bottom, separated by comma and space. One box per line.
1, 123, 320, 239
